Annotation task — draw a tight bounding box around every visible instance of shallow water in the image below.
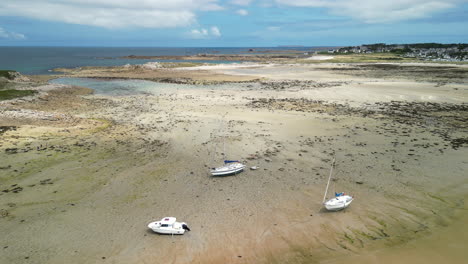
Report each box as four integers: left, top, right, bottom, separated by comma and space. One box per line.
50, 77, 259, 95
50, 78, 179, 95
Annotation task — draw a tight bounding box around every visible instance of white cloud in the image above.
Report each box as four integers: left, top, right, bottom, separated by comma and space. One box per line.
0, 27, 26, 40
236, 9, 249, 16
210, 26, 221, 37
0, 0, 222, 29
230, 0, 254, 6
189, 26, 221, 38
267, 26, 280, 31
275, 0, 462, 23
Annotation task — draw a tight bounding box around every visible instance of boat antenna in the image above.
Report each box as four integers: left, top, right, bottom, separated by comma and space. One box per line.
323, 156, 336, 203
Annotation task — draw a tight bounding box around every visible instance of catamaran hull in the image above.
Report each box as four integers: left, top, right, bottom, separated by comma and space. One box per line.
324, 196, 353, 211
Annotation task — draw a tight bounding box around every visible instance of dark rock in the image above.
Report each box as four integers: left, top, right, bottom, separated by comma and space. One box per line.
5, 148, 18, 154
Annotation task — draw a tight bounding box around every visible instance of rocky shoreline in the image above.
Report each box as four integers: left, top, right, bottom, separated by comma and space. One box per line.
120, 53, 303, 62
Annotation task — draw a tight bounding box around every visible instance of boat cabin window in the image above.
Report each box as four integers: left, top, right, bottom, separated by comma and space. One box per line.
161, 224, 169, 227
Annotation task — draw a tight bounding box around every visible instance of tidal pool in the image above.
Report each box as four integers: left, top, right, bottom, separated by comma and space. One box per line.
50, 77, 258, 96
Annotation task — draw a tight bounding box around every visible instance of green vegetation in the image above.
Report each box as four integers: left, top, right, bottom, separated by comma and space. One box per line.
406, 43, 468, 49
0, 89, 37, 101
88, 118, 113, 134
161, 62, 203, 68
351, 229, 378, 240
0, 69, 38, 100
369, 216, 388, 228
0, 70, 16, 80
448, 51, 468, 60
390, 48, 412, 54
318, 51, 353, 55
304, 53, 416, 63
1, 70, 16, 90
362, 43, 468, 50
426, 193, 447, 203
343, 233, 355, 244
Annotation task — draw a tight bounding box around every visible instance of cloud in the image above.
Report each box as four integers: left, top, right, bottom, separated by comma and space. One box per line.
190, 28, 209, 38
210, 26, 222, 37
267, 26, 281, 31
275, 0, 463, 23
0, 0, 222, 29
0, 27, 26, 40
236, 9, 249, 16
189, 26, 221, 38
230, 0, 254, 6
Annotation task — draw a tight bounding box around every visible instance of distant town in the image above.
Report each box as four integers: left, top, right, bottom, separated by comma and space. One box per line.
324, 43, 468, 62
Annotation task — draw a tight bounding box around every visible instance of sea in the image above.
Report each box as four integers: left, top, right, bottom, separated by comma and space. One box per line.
0, 46, 319, 75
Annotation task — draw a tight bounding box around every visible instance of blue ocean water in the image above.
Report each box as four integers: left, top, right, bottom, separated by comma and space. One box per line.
0, 46, 317, 75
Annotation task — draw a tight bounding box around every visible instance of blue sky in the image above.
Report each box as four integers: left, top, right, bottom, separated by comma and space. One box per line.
0, 0, 467, 47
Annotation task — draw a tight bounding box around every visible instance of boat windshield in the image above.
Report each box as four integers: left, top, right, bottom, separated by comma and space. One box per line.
161, 224, 169, 227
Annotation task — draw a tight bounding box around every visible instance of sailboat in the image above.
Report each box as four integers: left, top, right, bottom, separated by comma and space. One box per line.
210, 120, 245, 176
323, 157, 353, 211
210, 160, 245, 176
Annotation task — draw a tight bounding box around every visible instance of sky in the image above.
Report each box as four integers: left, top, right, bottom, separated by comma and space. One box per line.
0, 0, 467, 47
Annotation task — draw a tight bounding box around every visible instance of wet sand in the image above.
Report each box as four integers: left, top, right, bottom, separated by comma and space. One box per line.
0, 62, 467, 263
324, 197, 468, 264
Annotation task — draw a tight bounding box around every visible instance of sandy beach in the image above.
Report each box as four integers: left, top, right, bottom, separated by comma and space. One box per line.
1, 61, 467, 263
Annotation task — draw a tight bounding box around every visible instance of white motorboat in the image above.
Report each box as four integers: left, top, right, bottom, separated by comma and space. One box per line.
211, 160, 245, 176
322, 157, 353, 211
147, 217, 190, 235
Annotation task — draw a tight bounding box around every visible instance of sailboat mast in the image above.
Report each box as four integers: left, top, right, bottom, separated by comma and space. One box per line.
212, 132, 216, 163
323, 157, 336, 203
223, 122, 226, 161
221, 113, 228, 162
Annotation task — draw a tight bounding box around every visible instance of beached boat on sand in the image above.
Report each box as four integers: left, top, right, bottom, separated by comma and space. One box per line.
322, 157, 353, 211
148, 217, 190, 235
211, 160, 246, 176
210, 119, 245, 176
324, 192, 354, 211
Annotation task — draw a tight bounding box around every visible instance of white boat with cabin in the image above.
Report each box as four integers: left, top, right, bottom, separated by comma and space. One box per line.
147, 217, 190, 235
322, 157, 353, 211
211, 160, 246, 176
324, 192, 354, 211
210, 119, 245, 176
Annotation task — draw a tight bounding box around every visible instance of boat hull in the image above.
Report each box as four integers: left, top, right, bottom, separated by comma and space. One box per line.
324, 195, 353, 211
151, 228, 185, 235
211, 163, 245, 176
148, 221, 187, 235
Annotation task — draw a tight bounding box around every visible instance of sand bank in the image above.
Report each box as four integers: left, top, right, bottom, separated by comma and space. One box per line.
305, 55, 335, 60
1, 62, 467, 264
